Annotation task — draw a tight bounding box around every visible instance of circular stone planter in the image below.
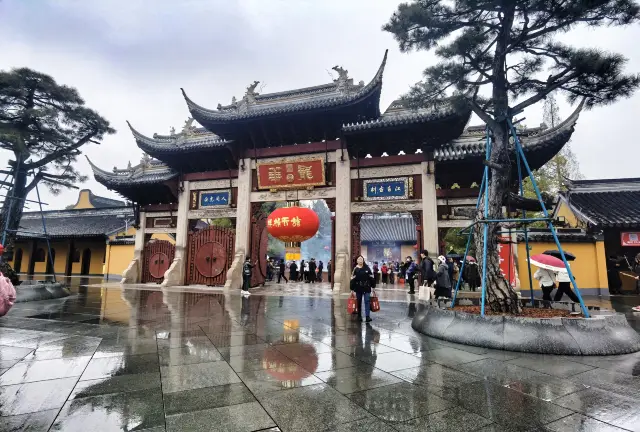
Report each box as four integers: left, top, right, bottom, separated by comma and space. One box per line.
412, 306, 640, 355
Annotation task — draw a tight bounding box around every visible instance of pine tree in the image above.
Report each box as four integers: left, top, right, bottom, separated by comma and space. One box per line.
0, 68, 114, 283
384, 1, 639, 312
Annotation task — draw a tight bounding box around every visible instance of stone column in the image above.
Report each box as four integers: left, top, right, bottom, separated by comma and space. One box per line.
421, 161, 438, 256
122, 211, 145, 284
225, 158, 252, 289
333, 149, 352, 293
162, 180, 189, 287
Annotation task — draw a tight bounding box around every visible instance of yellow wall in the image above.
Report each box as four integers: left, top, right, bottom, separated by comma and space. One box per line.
556, 201, 586, 229
72, 190, 94, 209
104, 244, 135, 278
516, 240, 608, 291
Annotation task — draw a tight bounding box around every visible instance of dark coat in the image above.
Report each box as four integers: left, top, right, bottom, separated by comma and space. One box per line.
463, 262, 480, 286
436, 263, 451, 289
351, 265, 374, 294
419, 257, 435, 280
309, 261, 317, 273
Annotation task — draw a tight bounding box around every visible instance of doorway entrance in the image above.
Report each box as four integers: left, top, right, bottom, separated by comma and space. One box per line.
81, 248, 91, 275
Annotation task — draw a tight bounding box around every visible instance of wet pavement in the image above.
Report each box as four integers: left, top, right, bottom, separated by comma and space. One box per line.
1, 281, 639, 431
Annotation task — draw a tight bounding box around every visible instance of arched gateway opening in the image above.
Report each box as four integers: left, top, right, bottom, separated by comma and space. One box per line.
88, 52, 581, 290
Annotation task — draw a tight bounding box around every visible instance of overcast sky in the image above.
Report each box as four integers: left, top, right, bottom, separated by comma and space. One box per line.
1, 0, 638, 210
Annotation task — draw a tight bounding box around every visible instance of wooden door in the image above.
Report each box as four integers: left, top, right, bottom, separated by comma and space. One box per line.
249, 214, 268, 287
187, 227, 235, 286
142, 240, 175, 283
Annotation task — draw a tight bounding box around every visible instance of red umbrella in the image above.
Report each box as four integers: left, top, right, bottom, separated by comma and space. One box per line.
530, 254, 566, 272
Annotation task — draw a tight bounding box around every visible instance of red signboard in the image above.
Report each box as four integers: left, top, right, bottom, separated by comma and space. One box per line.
256, 158, 326, 190
621, 232, 640, 247
498, 237, 517, 287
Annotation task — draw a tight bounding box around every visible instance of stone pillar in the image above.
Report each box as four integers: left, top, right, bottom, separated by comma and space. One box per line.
162, 180, 189, 287
333, 149, 352, 293
421, 161, 438, 256
122, 211, 145, 284
225, 158, 252, 290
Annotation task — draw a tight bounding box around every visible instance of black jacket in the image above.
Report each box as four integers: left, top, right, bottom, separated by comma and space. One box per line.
420, 257, 435, 280
309, 261, 317, 273
351, 265, 374, 293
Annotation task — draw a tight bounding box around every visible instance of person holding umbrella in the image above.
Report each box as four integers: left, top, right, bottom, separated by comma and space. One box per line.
541, 250, 580, 303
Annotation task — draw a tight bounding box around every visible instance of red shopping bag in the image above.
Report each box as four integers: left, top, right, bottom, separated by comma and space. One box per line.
370, 290, 380, 312
347, 292, 357, 314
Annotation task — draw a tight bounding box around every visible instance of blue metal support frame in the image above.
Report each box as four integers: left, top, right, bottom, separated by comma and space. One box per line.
507, 119, 589, 318
480, 130, 492, 317
450, 173, 486, 307
34, 183, 56, 283
515, 145, 535, 306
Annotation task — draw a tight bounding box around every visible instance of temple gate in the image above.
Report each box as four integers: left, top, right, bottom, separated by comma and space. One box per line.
186, 226, 235, 286
141, 240, 175, 284
88, 50, 583, 291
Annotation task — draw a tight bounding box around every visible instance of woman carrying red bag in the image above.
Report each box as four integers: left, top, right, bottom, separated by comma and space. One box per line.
350, 255, 374, 322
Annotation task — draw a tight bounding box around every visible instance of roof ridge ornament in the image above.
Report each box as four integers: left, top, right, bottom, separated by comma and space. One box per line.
182, 117, 196, 136
243, 81, 260, 106
331, 66, 351, 92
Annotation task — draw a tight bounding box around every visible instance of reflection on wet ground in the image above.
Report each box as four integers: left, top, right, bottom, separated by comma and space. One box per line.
1, 281, 639, 431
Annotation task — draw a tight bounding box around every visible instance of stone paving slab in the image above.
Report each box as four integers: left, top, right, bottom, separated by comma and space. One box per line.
0, 284, 639, 431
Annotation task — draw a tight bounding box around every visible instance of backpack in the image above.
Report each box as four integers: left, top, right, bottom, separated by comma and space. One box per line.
0, 272, 16, 317
243, 262, 252, 276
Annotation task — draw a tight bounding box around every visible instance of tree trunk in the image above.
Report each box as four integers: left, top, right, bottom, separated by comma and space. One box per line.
472, 2, 520, 314
473, 124, 522, 314
0, 167, 28, 255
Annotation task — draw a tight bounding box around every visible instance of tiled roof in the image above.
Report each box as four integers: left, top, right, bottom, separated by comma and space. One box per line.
17, 207, 134, 239
517, 228, 597, 243
342, 99, 471, 132
84, 190, 126, 208
564, 189, 640, 228
434, 100, 584, 161
87, 156, 178, 187
360, 216, 417, 242
127, 122, 231, 154
182, 51, 387, 123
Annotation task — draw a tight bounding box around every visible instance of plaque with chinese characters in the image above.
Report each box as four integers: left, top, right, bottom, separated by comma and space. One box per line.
256, 157, 325, 190
362, 177, 411, 201
199, 190, 231, 208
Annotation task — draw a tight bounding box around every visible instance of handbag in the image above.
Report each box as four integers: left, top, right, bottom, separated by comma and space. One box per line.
347, 292, 357, 314
370, 290, 380, 312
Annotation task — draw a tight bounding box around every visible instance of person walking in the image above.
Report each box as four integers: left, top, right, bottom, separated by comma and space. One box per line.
607, 256, 623, 295
463, 259, 480, 292
405, 256, 417, 294
435, 255, 452, 298
317, 260, 324, 282
555, 265, 580, 303
303, 260, 310, 282
299, 260, 306, 282
351, 255, 374, 322
242, 257, 256, 296
308, 259, 317, 283
534, 266, 556, 306
289, 261, 298, 282
633, 253, 640, 294
327, 260, 332, 283
419, 250, 435, 287
373, 262, 380, 285
278, 260, 288, 284
381, 262, 388, 286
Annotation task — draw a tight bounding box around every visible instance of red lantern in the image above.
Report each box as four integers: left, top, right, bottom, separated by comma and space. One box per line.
267, 206, 320, 242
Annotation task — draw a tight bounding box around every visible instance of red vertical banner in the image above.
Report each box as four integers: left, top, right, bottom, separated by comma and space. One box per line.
498, 236, 517, 287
